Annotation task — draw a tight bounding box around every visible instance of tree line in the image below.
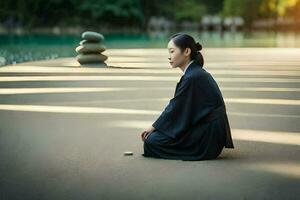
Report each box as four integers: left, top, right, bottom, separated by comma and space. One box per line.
0, 0, 299, 30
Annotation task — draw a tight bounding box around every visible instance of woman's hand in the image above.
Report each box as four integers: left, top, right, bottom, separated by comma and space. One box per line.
141, 126, 155, 141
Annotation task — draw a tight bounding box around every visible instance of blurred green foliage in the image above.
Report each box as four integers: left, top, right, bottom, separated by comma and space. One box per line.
0, 0, 299, 29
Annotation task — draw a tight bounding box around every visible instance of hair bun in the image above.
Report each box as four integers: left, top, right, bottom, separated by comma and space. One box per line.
195, 42, 202, 51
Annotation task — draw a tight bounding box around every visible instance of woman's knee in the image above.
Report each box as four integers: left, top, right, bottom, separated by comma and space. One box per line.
144, 133, 155, 145
145, 131, 174, 146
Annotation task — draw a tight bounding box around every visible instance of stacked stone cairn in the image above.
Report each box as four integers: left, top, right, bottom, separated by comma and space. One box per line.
76, 31, 107, 66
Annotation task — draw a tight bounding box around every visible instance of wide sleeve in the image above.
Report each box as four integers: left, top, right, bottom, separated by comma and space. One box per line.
152, 76, 215, 139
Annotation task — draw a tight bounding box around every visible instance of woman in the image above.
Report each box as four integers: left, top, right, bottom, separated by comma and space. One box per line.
141, 33, 234, 161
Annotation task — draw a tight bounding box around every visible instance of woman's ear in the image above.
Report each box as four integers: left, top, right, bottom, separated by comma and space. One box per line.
184, 48, 191, 57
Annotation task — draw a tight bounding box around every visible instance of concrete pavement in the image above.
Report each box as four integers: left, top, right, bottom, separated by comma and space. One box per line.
0, 48, 299, 199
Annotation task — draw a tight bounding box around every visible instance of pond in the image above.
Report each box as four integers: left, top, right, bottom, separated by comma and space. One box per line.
1, 31, 300, 66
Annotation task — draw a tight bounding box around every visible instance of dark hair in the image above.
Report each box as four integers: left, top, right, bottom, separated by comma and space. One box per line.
169, 33, 204, 67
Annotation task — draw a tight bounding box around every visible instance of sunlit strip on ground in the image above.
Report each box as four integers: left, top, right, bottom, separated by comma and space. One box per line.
6, 99, 295, 118
107, 62, 300, 70
159, 97, 300, 106
105, 48, 300, 58
228, 112, 300, 119
209, 70, 300, 76
0, 87, 299, 94
221, 87, 300, 92
108, 62, 300, 70
0, 104, 299, 119
104, 120, 300, 146
0, 76, 299, 82
1, 66, 300, 76
0, 76, 177, 81
245, 162, 300, 178
0, 87, 139, 94
206, 61, 300, 66
224, 98, 300, 106
0, 104, 160, 115
0, 96, 295, 107
233, 129, 300, 146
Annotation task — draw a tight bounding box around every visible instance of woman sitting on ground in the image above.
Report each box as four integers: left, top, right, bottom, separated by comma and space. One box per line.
141, 33, 234, 161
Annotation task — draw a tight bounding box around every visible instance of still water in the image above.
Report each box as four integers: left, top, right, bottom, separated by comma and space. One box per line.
0, 31, 300, 66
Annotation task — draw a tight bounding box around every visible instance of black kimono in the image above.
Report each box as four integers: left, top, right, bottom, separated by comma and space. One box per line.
143, 61, 234, 161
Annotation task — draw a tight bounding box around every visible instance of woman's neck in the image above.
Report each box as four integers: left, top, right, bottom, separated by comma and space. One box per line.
180, 59, 192, 73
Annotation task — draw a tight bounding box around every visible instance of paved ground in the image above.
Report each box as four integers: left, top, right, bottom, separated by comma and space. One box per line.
0, 48, 299, 199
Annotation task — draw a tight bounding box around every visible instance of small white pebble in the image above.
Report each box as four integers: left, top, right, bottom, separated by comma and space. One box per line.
124, 151, 133, 156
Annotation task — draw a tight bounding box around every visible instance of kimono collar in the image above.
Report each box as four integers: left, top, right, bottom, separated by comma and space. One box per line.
183, 59, 194, 75
177, 60, 199, 84
183, 60, 200, 76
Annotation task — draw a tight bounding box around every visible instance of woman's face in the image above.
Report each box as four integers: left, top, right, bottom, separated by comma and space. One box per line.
167, 39, 189, 68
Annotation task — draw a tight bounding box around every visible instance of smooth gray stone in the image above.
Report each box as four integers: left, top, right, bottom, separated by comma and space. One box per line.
76, 53, 108, 64
82, 31, 104, 42
79, 62, 108, 68
124, 151, 133, 156
75, 44, 106, 54
79, 39, 100, 45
